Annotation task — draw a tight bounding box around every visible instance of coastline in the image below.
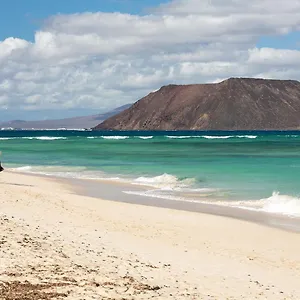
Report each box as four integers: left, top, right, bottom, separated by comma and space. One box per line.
67, 176, 300, 233
1, 171, 300, 299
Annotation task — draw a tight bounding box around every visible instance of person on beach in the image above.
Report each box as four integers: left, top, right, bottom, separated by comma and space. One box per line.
0, 161, 4, 172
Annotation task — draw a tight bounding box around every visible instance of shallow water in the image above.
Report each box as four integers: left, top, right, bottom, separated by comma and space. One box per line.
1, 129, 300, 217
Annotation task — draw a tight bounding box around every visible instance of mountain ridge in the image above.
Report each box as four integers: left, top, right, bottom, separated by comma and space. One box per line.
93, 78, 300, 131
0, 104, 131, 130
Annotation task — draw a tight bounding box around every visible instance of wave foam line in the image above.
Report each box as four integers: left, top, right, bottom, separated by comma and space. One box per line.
23, 136, 67, 140
125, 189, 300, 218
102, 136, 129, 140
138, 136, 153, 139
166, 135, 257, 139
11, 165, 125, 182
0, 136, 67, 140
202, 192, 300, 218
259, 192, 300, 217
133, 173, 196, 190
202, 135, 257, 139
166, 136, 194, 139
123, 190, 202, 204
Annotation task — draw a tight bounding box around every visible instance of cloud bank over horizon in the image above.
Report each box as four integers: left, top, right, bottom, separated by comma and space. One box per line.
1, 0, 300, 118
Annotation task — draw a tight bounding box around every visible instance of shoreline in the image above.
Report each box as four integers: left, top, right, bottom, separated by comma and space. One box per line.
11, 169, 300, 233
69, 176, 300, 233
1, 171, 300, 299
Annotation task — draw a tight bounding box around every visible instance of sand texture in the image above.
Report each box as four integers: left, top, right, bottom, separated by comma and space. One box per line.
1, 171, 300, 299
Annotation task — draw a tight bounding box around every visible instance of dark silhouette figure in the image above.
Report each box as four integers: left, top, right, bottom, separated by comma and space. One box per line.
0, 161, 4, 172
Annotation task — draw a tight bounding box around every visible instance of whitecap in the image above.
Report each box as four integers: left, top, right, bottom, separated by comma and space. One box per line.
166, 135, 257, 140
138, 136, 153, 139
21, 136, 67, 140
133, 173, 196, 190
202, 135, 233, 139
102, 136, 129, 140
236, 135, 257, 139
166, 135, 193, 139
209, 191, 300, 218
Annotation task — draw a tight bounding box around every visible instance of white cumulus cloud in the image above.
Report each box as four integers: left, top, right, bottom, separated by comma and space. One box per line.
0, 0, 300, 118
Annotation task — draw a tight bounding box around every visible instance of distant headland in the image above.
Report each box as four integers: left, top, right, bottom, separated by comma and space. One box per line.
93, 78, 300, 131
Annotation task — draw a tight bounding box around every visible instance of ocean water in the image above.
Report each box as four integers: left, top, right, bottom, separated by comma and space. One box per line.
1, 130, 300, 217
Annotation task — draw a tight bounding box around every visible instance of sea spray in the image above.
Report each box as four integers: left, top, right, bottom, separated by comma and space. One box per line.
261, 192, 300, 217
133, 173, 196, 190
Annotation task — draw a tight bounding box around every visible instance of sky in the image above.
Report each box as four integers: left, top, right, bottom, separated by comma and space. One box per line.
0, 0, 300, 121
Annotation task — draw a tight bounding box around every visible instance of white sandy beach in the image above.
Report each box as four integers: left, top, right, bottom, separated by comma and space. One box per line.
1, 171, 300, 299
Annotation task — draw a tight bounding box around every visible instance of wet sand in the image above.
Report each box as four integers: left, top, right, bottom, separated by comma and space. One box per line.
68, 176, 300, 233
1, 171, 300, 299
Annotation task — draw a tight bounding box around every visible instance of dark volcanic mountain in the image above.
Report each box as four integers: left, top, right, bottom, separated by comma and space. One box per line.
0, 104, 131, 130
93, 78, 300, 131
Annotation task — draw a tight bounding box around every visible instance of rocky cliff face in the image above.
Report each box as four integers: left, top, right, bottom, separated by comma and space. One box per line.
93, 78, 300, 130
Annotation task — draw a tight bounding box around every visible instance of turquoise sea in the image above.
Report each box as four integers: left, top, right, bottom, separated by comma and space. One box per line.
1, 130, 300, 217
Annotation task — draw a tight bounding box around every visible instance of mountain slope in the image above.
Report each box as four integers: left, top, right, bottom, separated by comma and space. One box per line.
0, 104, 131, 130
93, 78, 300, 130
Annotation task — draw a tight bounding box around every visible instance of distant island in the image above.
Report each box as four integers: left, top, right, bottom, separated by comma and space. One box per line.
93, 78, 300, 131
0, 104, 131, 130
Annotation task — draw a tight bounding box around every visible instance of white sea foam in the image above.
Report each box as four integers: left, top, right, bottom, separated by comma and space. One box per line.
195, 191, 300, 218
236, 135, 257, 139
21, 136, 67, 140
0, 137, 13, 140
124, 185, 221, 204
202, 135, 232, 139
138, 136, 153, 139
259, 192, 300, 217
133, 173, 196, 190
280, 135, 299, 138
124, 190, 194, 203
11, 165, 123, 182
166, 135, 257, 140
13, 166, 33, 171
11, 165, 88, 175
88, 136, 131, 140
102, 136, 129, 140
38, 136, 67, 140
166, 135, 193, 139
127, 184, 300, 218
202, 135, 257, 139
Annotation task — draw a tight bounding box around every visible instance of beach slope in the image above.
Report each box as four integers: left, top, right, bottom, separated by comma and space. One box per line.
1, 171, 300, 299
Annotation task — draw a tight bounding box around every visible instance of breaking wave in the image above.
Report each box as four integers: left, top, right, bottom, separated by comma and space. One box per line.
138, 136, 153, 139
165, 135, 257, 139
102, 136, 129, 140
200, 192, 300, 218
133, 173, 196, 190
259, 192, 300, 217
202, 135, 257, 139
0, 136, 67, 140
166, 136, 194, 139
26, 136, 67, 140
